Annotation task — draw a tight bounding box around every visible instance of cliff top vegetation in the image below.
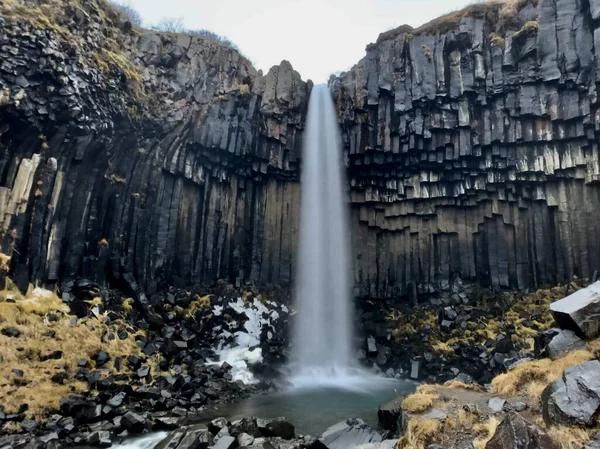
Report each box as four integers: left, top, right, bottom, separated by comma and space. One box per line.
377, 0, 539, 43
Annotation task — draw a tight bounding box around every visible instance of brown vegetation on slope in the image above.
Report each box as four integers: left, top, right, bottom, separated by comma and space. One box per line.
0, 275, 149, 422
377, 0, 539, 44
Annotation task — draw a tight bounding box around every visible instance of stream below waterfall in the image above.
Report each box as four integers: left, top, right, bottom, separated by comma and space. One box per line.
109, 379, 415, 448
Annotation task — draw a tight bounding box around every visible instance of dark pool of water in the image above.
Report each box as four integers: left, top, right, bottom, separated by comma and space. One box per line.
195, 379, 416, 435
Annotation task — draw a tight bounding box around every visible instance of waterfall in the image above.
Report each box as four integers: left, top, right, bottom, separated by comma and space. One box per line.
289, 84, 356, 387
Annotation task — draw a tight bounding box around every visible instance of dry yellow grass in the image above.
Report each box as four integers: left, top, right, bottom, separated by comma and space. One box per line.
472, 416, 501, 449
546, 426, 595, 449
398, 409, 483, 449
411, 0, 537, 36
402, 385, 440, 413
398, 419, 442, 449
416, 384, 438, 395
0, 253, 11, 274
238, 84, 251, 96
122, 297, 134, 315
443, 379, 484, 391
587, 338, 600, 359
0, 285, 147, 421
1, 0, 146, 99
491, 349, 595, 402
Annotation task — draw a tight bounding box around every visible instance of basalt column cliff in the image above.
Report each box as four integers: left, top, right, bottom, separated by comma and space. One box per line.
2, 0, 600, 299
335, 0, 600, 298
0, 0, 308, 295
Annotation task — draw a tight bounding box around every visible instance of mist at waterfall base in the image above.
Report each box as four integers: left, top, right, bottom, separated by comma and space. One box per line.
287, 84, 383, 391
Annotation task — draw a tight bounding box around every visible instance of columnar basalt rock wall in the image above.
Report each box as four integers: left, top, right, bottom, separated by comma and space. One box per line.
334, 0, 600, 298
3, 0, 600, 300
0, 4, 307, 294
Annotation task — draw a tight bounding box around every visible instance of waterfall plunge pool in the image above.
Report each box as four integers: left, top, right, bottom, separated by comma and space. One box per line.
108, 378, 415, 448
191, 377, 415, 436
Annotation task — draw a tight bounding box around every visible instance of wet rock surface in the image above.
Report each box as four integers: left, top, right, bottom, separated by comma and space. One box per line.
152, 417, 391, 449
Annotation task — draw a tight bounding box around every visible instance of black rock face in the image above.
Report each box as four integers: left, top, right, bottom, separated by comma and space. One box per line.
3, 0, 600, 300
0, 2, 309, 296
332, 0, 600, 298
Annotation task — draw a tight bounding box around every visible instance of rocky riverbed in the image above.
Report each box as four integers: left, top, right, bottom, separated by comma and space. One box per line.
0, 277, 296, 447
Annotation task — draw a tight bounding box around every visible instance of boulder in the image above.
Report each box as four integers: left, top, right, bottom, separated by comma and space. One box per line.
262, 418, 295, 440
87, 430, 112, 446
176, 425, 211, 449
121, 411, 147, 434
212, 435, 236, 449
542, 360, 600, 426
378, 398, 402, 434
486, 413, 560, 449
238, 433, 254, 446
534, 329, 561, 358
155, 429, 185, 449
367, 336, 377, 353
546, 330, 586, 360
320, 419, 382, 449
410, 359, 423, 380
488, 398, 506, 414
550, 282, 600, 339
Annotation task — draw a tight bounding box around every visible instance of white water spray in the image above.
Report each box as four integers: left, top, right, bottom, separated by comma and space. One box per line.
109, 432, 168, 449
289, 84, 375, 389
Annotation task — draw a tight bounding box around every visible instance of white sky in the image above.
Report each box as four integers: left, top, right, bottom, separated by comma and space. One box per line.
120, 0, 474, 83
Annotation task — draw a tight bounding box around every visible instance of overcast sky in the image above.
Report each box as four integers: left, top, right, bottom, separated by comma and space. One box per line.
119, 0, 474, 83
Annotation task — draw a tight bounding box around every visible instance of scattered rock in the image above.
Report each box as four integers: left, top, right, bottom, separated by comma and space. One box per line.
546, 330, 586, 360
378, 398, 402, 434
320, 419, 382, 449
212, 435, 236, 449
486, 413, 559, 449
1, 327, 20, 338
87, 430, 112, 447
410, 359, 423, 380
542, 360, 600, 426
421, 409, 447, 420
263, 418, 295, 440
93, 351, 109, 367
488, 398, 506, 414
550, 282, 600, 339
121, 411, 147, 434
514, 402, 527, 412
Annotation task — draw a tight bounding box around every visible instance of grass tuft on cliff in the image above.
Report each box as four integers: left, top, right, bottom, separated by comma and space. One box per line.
0, 279, 149, 422
381, 0, 538, 43
1, 0, 146, 99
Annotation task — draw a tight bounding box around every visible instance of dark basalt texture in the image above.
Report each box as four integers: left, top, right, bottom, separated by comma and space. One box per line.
0, 0, 308, 296
333, 0, 600, 297
3, 0, 600, 300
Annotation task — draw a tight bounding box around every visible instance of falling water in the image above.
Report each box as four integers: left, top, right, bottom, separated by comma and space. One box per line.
289, 83, 359, 388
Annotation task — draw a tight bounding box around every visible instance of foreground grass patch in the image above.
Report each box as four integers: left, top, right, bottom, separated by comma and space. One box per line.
490, 348, 595, 402
0, 283, 146, 421
401, 384, 441, 413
